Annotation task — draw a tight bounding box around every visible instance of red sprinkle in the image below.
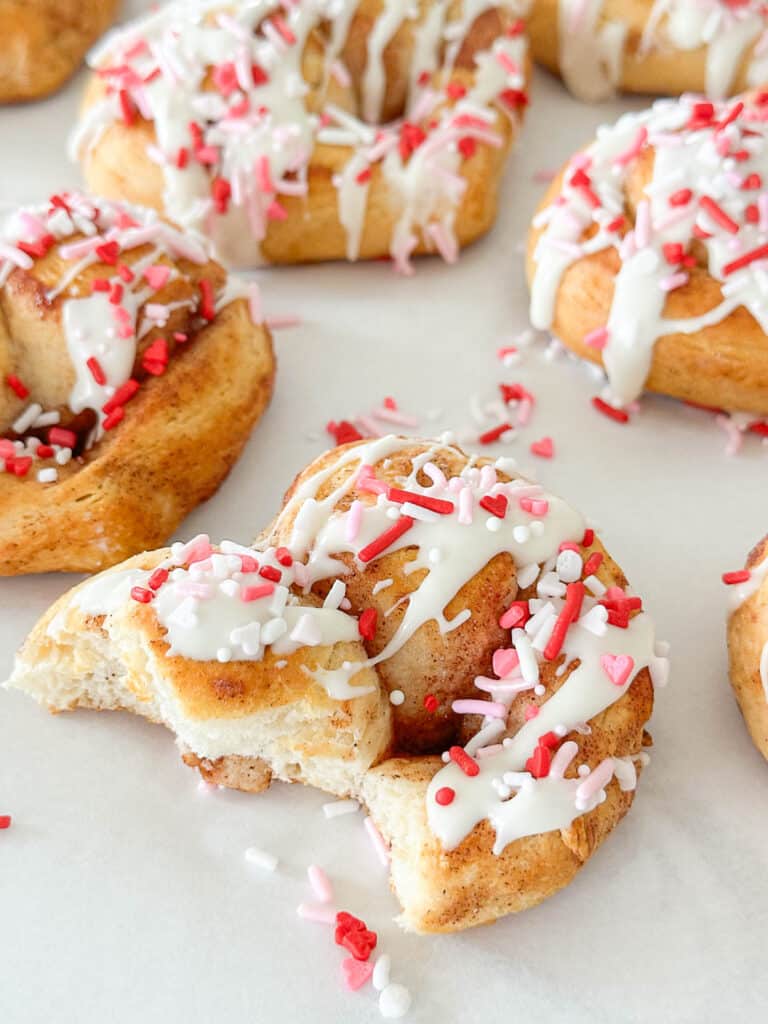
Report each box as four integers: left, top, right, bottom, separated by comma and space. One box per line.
241, 584, 274, 601
326, 420, 363, 445
102, 379, 139, 413
199, 279, 215, 321
87, 357, 106, 385
582, 528, 595, 547
449, 746, 480, 777
592, 397, 629, 423
358, 516, 414, 564
275, 547, 293, 567
435, 787, 455, 806
6, 374, 28, 399
358, 607, 378, 641
423, 694, 439, 713
119, 89, 137, 125
583, 551, 604, 577
148, 568, 169, 590
526, 744, 551, 779
259, 565, 282, 583
722, 570, 750, 585
131, 586, 154, 604
479, 493, 508, 519
103, 407, 125, 431
0, 815, 11, 829
49, 427, 77, 449
723, 243, 768, 276
699, 195, 739, 234
478, 422, 513, 444
387, 487, 454, 515
543, 581, 585, 662
95, 241, 120, 265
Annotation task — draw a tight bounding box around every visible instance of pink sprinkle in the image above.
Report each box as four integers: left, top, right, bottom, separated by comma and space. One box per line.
530, 437, 554, 459
363, 817, 390, 867
497, 345, 518, 360
492, 647, 519, 677
634, 200, 651, 248
179, 535, 213, 564
524, 704, 540, 720
267, 200, 288, 221
248, 283, 262, 324
659, 272, 689, 292
357, 465, 387, 495
144, 265, 171, 289
265, 314, 302, 330
495, 50, 519, 75
575, 757, 615, 807
452, 699, 507, 718
716, 414, 744, 457
759, 193, 768, 232
307, 865, 334, 903
584, 326, 609, 350
426, 221, 458, 264
612, 126, 648, 167
256, 155, 275, 194
346, 499, 364, 542
458, 487, 473, 524
516, 397, 533, 427
144, 303, 169, 320
241, 583, 275, 602
330, 60, 351, 88
297, 903, 337, 925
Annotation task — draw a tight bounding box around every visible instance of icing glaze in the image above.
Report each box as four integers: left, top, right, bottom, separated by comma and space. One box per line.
556, 0, 768, 101
0, 192, 238, 483
530, 92, 768, 408
72, 0, 530, 272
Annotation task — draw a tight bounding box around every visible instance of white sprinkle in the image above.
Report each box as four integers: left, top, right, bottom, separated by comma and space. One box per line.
372, 954, 391, 992
389, 689, 405, 706
323, 579, 347, 609
556, 549, 583, 583
289, 613, 322, 647
244, 847, 278, 871
216, 647, 232, 663
379, 983, 412, 1019
37, 468, 58, 484
322, 799, 360, 819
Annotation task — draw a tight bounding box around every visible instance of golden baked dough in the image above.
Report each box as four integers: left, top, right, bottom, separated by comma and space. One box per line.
527, 0, 768, 102
527, 90, 768, 417
7, 436, 665, 932
71, 0, 531, 270
0, 0, 120, 103
0, 191, 274, 575
726, 534, 768, 761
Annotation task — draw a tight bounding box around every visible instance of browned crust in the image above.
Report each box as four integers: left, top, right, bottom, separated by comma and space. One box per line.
0, 0, 120, 103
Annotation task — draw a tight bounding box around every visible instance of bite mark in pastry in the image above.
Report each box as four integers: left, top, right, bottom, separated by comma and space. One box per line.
7, 436, 666, 931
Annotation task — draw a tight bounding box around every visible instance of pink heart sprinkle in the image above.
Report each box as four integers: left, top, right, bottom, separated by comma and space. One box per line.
492, 647, 519, 678
600, 654, 635, 688
530, 437, 554, 459
144, 265, 172, 290
341, 957, 373, 991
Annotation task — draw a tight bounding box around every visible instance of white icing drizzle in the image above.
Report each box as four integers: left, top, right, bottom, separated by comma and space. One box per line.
556, 0, 768, 102
72, 0, 530, 272
530, 93, 768, 408
556, 0, 627, 102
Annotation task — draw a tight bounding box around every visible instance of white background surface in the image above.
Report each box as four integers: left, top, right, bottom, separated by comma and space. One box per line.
2, 4, 768, 1022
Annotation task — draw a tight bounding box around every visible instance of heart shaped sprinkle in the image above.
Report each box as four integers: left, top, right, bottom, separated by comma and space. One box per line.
600, 653, 635, 688
479, 494, 508, 519
530, 437, 554, 459
341, 957, 374, 991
